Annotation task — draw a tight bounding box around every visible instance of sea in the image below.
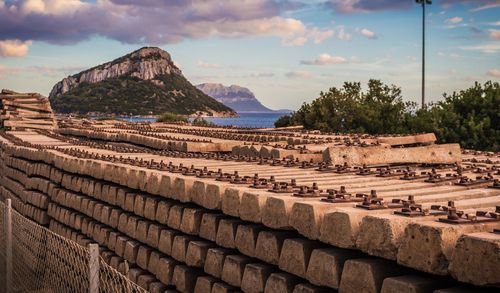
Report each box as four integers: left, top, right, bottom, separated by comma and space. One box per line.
121, 112, 288, 129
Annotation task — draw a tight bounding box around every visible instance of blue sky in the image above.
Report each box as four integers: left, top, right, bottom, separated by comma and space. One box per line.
0, 0, 499, 110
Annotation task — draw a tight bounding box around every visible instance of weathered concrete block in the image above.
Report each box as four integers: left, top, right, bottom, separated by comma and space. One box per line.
241, 263, 275, 293
279, 238, 318, 278
381, 275, 451, 293
255, 230, 292, 265
180, 207, 204, 235
194, 276, 217, 293
171, 235, 196, 263
158, 229, 180, 255
204, 248, 231, 279
137, 245, 152, 270
199, 213, 226, 242
146, 223, 161, 248
339, 258, 409, 293
216, 218, 244, 249
449, 232, 500, 286
157, 257, 178, 285
168, 205, 184, 230
186, 240, 214, 268
264, 272, 300, 293
323, 144, 461, 166
306, 248, 361, 289
221, 254, 253, 287
235, 224, 264, 257
156, 200, 175, 225
172, 264, 202, 293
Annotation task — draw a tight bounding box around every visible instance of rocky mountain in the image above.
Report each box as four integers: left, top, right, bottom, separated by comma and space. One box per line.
49, 47, 236, 116
196, 83, 274, 113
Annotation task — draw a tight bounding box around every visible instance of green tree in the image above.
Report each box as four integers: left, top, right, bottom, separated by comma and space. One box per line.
276, 80, 499, 151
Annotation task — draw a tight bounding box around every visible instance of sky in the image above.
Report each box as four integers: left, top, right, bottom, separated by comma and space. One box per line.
0, 0, 499, 111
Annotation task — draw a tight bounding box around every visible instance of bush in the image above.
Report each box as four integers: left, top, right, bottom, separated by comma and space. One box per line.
274, 115, 294, 128
192, 117, 215, 126
276, 80, 499, 151
156, 112, 188, 123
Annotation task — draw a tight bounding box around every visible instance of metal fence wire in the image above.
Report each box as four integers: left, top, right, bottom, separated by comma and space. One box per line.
0, 200, 148, 293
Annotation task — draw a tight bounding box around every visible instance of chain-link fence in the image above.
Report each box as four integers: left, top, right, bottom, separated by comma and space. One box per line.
0, 199, 148, 293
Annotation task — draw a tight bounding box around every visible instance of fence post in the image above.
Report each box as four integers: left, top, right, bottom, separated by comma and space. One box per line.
88, 244, 99, 293
5, 199, 12, 293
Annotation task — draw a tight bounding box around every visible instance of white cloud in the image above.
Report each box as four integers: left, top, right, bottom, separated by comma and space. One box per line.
336, 25, 351, 40
461, 43, 500, 53
309, 28, 335, 44
489, 29, 500, 40
487, 68, 500, 78
359, 28, 376, 39
285, 71, 311, 78
0, 1, 333, 47
445, 17, 463, 24
197, 60, 220, 69
20, 0, 87, 15
470, 3, 500, 12
301, 53, 347, 65
0, 39, 32, 57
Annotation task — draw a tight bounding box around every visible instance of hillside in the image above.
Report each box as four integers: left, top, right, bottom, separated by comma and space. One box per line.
49, 47, 236, 116
196, 83, 274, 113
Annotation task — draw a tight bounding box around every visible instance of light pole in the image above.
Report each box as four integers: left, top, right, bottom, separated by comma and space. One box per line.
416, 0, 432, 109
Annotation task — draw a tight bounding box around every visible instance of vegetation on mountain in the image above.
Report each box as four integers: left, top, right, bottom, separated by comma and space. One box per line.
50, 74, 234, 115
49, 47, 235, 116
275, 80, 499, 151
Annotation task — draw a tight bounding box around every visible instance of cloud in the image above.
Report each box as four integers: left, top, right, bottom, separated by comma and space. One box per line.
469, 2, 500, 12
197, 60, 220, 69
0, 39, 32, 57
446, 17, 463, 25
358, 28, 376, 39
325, 0, 412, 14
19, 0, 88, 15
285, 70, 311, 78
249, 72, 274, 78
0, 0, 332, 48
0, 63, 85, 79
487, 68, 500, 77
327, 0, 499, 14
24, 65, 86, 77
301, 53, 347, 65
489, 29, 500, 40
460, 43, 500, 53
336, 26, 351, 41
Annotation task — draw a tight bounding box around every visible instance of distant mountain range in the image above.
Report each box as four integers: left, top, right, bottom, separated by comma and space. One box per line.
49, 47, 236, 117
196, 83, 289, 113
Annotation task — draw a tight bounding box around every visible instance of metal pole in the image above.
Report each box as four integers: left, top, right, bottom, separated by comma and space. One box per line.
421, 1, 426, 109
88, 244, 99, 293
6, 199, 12, 293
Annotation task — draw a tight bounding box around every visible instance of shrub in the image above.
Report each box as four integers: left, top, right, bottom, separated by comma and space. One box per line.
157, 112, 188, 123
192, 117, 215, 126
276, 80, 499, 151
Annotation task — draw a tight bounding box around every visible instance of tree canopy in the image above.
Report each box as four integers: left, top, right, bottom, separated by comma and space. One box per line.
275, 80, 499, 151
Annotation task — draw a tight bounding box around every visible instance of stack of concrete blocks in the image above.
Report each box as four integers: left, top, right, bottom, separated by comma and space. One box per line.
0, 89, 58, 131
0, 128, 498, 293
